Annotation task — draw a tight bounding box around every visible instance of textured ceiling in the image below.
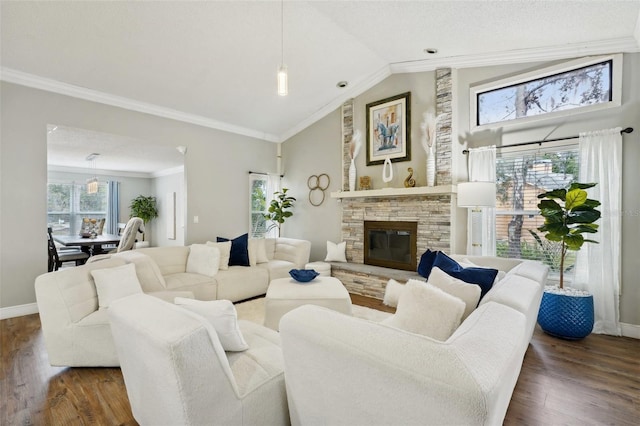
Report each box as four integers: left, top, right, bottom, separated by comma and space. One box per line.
2, 1, 640, 172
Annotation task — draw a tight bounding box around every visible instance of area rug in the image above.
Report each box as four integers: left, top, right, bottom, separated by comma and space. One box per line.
235, 297, 391, 325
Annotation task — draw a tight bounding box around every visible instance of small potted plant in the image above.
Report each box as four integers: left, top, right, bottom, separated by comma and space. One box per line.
129, 195, 158, 242
534, 182, 600, 340
264, 188, 296, 238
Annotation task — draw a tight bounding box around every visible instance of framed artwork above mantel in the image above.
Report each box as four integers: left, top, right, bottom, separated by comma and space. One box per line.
366, 92, 411, 166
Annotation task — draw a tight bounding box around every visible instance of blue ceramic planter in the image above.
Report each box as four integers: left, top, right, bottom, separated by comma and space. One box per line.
537, 290, 594, 340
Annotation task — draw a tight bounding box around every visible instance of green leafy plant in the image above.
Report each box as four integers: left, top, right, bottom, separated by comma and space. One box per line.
264, 188, 296, 237
129, 195, 159, 224
534, 182, 601, 288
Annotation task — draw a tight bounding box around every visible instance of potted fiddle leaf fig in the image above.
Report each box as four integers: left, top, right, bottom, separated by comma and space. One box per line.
129, 195, 158, 242
534, 182, 600, 340
264, 188, 296, 237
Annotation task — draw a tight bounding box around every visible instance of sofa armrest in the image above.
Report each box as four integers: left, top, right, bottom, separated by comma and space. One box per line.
280, 303, 527, 426
273, 238, 311, 269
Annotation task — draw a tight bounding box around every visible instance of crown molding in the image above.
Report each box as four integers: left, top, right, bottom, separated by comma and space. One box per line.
0, 68, 279, 142
390, 37, 640, 74
279, 64, 392, 142
48, 165, 153, 179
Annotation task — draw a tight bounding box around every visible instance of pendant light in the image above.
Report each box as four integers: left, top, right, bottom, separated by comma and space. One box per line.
86, 153, 100, 194
277, 0, 288, 96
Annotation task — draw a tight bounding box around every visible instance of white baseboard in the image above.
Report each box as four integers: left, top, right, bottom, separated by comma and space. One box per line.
620, 322, 640, 339
0, 303, 38, 320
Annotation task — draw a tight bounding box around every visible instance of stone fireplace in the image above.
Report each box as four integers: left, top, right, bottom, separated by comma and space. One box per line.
330, 68, 458, 299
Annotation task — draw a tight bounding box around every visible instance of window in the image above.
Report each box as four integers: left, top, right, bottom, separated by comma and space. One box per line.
47, 181, 108, 236
249, 173, 280, 238
471, 54, 622, 130
495, 144, 579, 277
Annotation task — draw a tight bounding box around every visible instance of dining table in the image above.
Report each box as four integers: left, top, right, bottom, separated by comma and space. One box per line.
53, 233, 121, 256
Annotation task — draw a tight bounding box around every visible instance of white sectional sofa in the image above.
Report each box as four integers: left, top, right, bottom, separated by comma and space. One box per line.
279, 256, 548, 426
34, 237, 311, 367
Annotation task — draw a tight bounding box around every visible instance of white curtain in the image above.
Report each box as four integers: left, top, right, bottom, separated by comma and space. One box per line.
107, 180, 120, 235
266, 173, 282, 238
574, 128, 622, 336
467, 146, 497, 256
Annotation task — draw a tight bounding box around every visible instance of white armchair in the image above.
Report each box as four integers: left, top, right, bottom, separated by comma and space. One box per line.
108, 294, 289, 426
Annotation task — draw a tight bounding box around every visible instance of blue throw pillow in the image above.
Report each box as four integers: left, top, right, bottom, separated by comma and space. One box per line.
217, 233, 250, 267
417, 249, 439, 279
433, 252, 498, 299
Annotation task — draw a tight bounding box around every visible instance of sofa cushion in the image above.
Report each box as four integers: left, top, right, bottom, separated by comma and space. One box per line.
217, 233, 250, 267
260, 259, 295, 280
249, 239, 269, 264
112, 251, 167, 292
228, 320, 284, 397
174, 297, 248, 352
187, 244, 220, 277
137, 246, 190, 276
206, 240, 232, 270
215, 266, 270, 302
164, 272, 216, 290
91, 263, 143, 309
382, 279, 465, 341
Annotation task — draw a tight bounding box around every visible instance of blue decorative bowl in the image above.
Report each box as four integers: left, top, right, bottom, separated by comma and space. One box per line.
289, 269, 320, 283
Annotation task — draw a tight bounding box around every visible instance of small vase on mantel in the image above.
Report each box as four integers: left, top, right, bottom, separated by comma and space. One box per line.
426, 145, 436, 187
349, 159, 357, 191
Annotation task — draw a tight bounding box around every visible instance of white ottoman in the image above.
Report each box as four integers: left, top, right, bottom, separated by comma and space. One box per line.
264, 276, 352, 331
304, 261, 331, 277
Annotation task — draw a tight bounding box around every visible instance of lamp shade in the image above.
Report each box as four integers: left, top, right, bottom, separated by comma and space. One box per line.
457, 181, 496, 207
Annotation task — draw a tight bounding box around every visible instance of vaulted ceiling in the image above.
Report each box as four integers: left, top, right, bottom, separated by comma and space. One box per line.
2, 1, 640, 155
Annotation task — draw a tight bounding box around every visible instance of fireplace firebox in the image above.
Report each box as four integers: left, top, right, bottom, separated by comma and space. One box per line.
364, 221, 417, 271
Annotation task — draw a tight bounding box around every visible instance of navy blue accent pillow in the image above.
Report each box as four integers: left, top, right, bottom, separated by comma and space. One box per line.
217, 233, 250, 267
417, 249, 439, 279
433, 252, 498, 299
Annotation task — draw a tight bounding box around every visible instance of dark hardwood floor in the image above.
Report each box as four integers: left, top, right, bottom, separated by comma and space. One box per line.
2, 296, 639, 425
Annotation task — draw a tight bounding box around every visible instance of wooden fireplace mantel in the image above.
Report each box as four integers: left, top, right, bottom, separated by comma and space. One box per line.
330, 185, 457, 199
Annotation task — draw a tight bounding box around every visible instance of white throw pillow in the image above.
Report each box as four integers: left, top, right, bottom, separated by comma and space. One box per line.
382, 279, 465, 341
424, 268, 481, 320
112, 251, 167, 292
383, 279, 405, 308
91, 263, 143, 309
187, 244, 220, 277
206, 240, 231, 270
174, 297, 249, 352
249, 238, 269, 264
325, 241, 347, 262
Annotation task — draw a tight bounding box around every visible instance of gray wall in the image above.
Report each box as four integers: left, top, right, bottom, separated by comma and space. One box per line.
282, 71, 441, 261
283, 53, 640, 326
0, 82, 276, 309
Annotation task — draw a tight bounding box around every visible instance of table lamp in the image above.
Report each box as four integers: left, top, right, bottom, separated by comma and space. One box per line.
457, 181, 496, 256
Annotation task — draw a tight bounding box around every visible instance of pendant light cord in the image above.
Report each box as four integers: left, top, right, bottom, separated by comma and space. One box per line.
280, 0, 284, 65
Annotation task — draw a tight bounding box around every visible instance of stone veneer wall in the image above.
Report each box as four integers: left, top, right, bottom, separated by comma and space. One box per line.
335, 69, 454, 299
341, 196, 452, 263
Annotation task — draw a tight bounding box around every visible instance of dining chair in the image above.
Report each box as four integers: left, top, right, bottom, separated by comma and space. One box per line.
116, 217, 145, 252
47, 228, 89, 272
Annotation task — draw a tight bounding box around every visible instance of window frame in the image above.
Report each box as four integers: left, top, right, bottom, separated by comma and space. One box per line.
470, 54, 622, 131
